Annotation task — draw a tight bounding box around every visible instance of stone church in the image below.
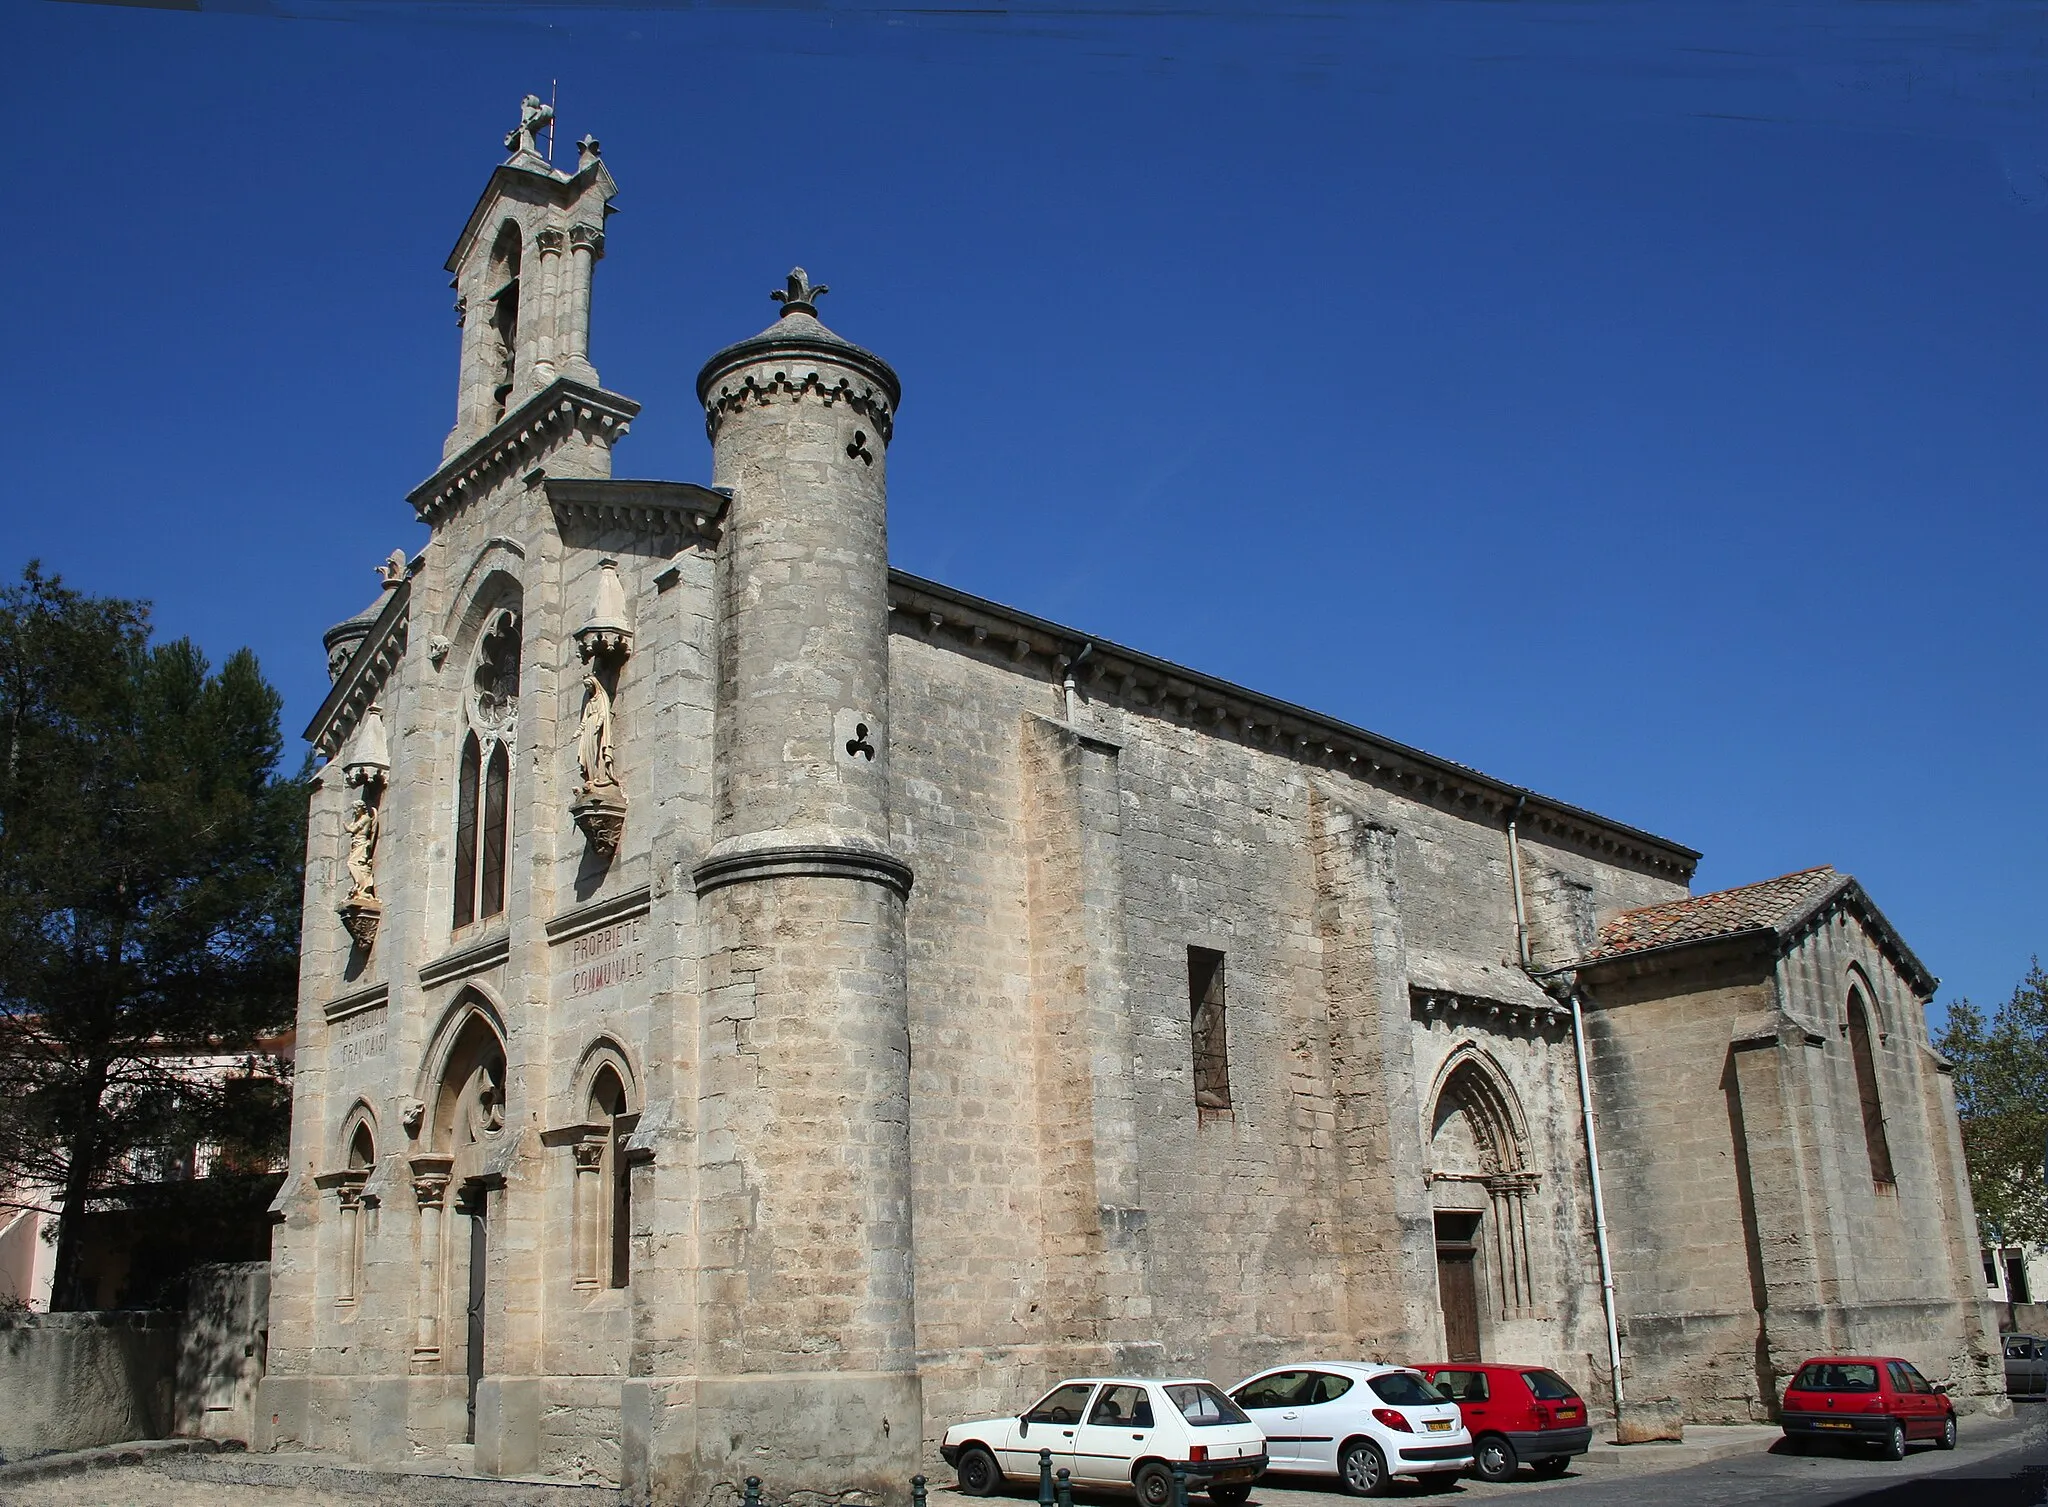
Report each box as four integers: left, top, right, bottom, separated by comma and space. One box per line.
263, 103, 2006, 1499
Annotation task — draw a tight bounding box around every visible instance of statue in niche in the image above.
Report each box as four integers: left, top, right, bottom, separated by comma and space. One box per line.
576, 669, 619, 797
343, 797, 379, 903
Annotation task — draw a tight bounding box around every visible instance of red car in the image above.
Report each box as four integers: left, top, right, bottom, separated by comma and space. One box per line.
1416, 1364, 1593, 1482
1779, 1357, 1957, 1459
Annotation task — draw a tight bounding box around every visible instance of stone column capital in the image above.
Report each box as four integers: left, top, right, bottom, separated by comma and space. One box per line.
536, 225, 567, 255
569, 222, 605, 255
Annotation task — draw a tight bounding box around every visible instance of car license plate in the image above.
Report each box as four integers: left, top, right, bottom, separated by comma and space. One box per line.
1817, 1421, 1852, 1431
1426, 1420, 1453, 1433
1559, 1409, 1579, 1419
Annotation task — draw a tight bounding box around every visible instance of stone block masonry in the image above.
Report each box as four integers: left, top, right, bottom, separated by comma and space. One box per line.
266, 103, 2002, 1498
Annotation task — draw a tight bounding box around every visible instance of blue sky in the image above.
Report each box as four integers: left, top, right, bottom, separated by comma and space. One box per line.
4, 0, 2044, 1021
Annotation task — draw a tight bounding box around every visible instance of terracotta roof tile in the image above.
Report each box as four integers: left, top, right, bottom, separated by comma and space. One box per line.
1586, 865, 1844, 962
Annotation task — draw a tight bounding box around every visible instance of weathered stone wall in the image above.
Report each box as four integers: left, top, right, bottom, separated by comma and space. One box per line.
1582, 928, 2006, 1423
0, 1311, 177, 1461
175, 1263, 271, 1445
885, 622, 1684, 1439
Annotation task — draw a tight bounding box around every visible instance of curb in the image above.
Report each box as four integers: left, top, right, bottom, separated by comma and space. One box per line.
159, 1450, 622, 1504
0, 1437, 228, 1486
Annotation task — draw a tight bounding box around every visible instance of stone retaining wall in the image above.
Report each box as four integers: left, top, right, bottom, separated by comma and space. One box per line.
0, 1310, 177, 1462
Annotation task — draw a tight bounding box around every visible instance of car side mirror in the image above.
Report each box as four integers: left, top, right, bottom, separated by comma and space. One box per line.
1019, 1420, 1029, 1436
1932, 1384, 1949, 1395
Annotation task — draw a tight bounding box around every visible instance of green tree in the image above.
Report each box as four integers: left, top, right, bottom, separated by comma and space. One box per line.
0, 563, 302, 1308
1937, 962, 2048, 1251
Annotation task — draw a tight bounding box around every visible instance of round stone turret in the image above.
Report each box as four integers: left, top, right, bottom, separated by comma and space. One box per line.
681, 274, 918, 1504
695, 269, 902, 856
322, 550, 408, 680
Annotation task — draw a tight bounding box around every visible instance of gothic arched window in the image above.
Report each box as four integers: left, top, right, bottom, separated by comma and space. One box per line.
453, 606, 519, 929
1847, 987, 1895, 1188
590, 1065, 632, 1289
487, 221, 522, 423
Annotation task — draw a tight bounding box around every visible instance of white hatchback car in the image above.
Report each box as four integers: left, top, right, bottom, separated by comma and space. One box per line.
942, 1377, 1269, 1506
1228, 1362, 1473, 1497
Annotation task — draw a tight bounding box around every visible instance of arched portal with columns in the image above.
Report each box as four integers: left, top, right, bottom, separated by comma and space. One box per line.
410, 995, 507, 1445
1426, 1046, 1540, 1361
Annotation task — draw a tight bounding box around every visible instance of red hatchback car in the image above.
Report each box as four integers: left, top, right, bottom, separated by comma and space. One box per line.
1779, 1357, 1957, 1459
1416, 1364, 1593, 1482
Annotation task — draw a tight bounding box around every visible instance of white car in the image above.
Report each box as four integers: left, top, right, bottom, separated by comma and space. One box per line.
1228, 1362, 1473, 1497
942, 1376, 1269, 1506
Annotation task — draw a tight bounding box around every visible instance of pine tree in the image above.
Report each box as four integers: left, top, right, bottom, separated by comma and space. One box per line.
1936, 962, 2048, 1251
0, 563, 303, 1308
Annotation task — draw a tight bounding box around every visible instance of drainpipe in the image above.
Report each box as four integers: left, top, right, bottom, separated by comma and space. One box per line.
1567, 982, 1627, 1424
1063, 641, 1093, 723
1506, 795, 1531, 968
1514, 792, 1625, 1427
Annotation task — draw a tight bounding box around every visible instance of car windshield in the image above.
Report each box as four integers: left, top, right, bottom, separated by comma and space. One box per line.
1166, 1384, 1250, 1426
1791, 1363, 1879, 1393
1366, 1372, 1441, 1407
1522, 1370, 1579, 1402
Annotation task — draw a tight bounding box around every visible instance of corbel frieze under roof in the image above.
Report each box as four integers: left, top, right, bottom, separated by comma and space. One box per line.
306, 579, 408, 759
410, 379, 642, 529
543, 478, 730, 544
885, 570, 1700, 883
1410, 985, 1571, 1036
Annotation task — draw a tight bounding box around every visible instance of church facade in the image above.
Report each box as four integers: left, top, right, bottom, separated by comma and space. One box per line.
262, 107, 2006, 1499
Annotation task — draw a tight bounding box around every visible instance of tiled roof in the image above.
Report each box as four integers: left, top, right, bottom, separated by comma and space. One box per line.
1586, 866, 1845, 962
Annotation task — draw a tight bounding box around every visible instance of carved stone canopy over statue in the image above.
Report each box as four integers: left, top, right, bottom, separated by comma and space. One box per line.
505, 93, 554, 160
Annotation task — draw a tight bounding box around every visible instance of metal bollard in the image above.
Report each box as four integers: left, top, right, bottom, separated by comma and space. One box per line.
1169, 1461, 1189, 1507
745, 1478, 763, 1507
1056, 1467, 1074, 1507
1038, 1448, 1056, 1507
913, 1474, 928, 1507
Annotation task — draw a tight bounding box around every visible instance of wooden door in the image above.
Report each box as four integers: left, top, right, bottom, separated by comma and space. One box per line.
465, 1205, 487, 1442
1438, 1250, 1481, 1363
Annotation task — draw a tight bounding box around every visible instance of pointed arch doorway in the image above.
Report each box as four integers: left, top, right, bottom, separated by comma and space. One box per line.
1426, 1048, 1538, 1363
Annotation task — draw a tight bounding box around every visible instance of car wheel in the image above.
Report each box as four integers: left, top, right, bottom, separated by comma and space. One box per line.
957, 1446, 1003, 1497
1338, 1440, 1390, 1497
1209, 1486, 1251, 1506
1473, 1435, 1518, 1483
1938, 1414, 1957, 1451
1134, 1462, 1175, 1507
1531, 1455, 1570, 1478
1880, 1421, 1907, 1462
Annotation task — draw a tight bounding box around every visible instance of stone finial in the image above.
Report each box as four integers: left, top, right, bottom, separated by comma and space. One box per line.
771, 268, 829, 318
577, 134, 602, 169
376, 549, 408, 588
504, 93, 554, 160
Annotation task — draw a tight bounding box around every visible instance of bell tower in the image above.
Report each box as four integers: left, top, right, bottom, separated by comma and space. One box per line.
442, 95, 618, 459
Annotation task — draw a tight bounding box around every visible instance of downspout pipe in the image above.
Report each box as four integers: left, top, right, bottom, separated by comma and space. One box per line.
1568, 982, 1627, 1424
1506, 795, 1531, 968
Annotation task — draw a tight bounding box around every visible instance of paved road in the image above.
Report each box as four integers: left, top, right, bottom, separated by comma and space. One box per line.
940, 1411, 2048, 1507
1232, 1414, 2044, 1507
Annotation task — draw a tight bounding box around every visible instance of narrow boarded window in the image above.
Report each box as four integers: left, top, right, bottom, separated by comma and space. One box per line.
453, 733, 481, 928
1188, 946, 1230, 1115
1847, 989, 1894, 1188
2009, 1253, 2032, 1305
480, 743, 510, 920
